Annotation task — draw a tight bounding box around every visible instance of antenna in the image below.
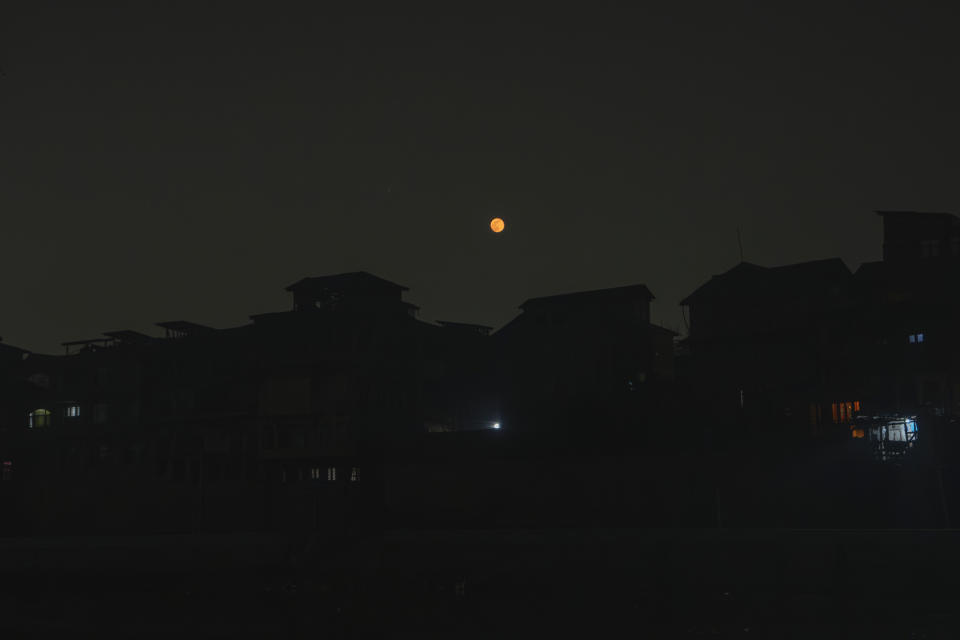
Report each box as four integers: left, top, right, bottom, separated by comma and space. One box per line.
736, 226, 744, 262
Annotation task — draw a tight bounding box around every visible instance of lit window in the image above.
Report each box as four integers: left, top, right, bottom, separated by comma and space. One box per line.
350, 467, 359, 482
854, 401, 860, 412
310, 467, 321, 480
65, 405, 80, 418
28, 409, 51, 428
917, 333, 924, 343
831, 403, 838, 423
909, 334, 916, 344
327, 466, 336, 481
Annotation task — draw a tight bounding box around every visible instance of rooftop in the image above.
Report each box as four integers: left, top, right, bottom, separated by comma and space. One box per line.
285, 272, 409, 294
875, 210, 960, 220
680, 258, 851, 306
520, 284, 654, 311
156, 321, 214, 336
436, 321, 493, 336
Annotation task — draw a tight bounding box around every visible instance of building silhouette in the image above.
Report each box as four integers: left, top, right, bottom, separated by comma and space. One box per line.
679, 258, 854, 438
495, 284, 676, 444
3, 212, 960, 537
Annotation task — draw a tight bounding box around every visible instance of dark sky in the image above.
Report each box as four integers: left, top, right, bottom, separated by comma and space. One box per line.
4, 3, 960, 353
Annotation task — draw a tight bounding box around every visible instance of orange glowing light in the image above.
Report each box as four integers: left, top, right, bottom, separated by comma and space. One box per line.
490, 218, 505, 233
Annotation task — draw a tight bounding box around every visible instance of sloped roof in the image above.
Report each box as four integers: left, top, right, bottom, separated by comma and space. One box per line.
876, 210, 960, 222
0, 340, 29, 354
103, 330, 154, 343
0, 341, 30, 365
436, 321, 493, 335
519, 284, 654, 311
285, 272, 408, 294
156, 320, 214, 335
680, 258, 851, 306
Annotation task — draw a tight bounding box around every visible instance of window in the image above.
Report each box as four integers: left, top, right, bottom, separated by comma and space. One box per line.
65, 405, 80, 418
310, 467, 321, 480
350, 467, 359, 482
327, 466, 336, 481
909, 333, 925, 344
831, 401, 860, 424
28, 409, 51, 428
28, 373, 50, 389
921, 240, 940, 258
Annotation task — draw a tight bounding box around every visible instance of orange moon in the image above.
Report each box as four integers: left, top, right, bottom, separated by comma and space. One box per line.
490, 217, 505, 233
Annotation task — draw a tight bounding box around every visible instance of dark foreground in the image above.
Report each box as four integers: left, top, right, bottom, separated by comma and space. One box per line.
1, 528, 958, 638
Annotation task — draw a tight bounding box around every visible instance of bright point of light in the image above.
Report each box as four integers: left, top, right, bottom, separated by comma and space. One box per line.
492, 422, 500, 430
490, 217, 505, 233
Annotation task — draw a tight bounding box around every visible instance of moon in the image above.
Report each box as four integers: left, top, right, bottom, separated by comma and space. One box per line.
490, 217, 505, 233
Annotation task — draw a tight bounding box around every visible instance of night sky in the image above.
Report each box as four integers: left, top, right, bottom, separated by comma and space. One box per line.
4, 4, 960, 353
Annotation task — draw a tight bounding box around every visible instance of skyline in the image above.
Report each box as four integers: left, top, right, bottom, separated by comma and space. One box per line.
4, 4, 960, 352
0, 227, 887, 354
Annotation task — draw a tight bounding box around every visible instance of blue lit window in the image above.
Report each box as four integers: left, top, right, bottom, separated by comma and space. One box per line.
917, 333, 924, 343
909, 335, 916, 343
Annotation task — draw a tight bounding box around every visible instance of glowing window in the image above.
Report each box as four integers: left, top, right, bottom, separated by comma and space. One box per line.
310, 467, 321, 480
28, 409, 51, 428
65, 405, 80, 418
350, 467, 359, 482
917, 333, 924, 343
327, 466, 336, 482
909, 334, 916, 343
832, 403, 838, 423
854, 401, 860, 412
